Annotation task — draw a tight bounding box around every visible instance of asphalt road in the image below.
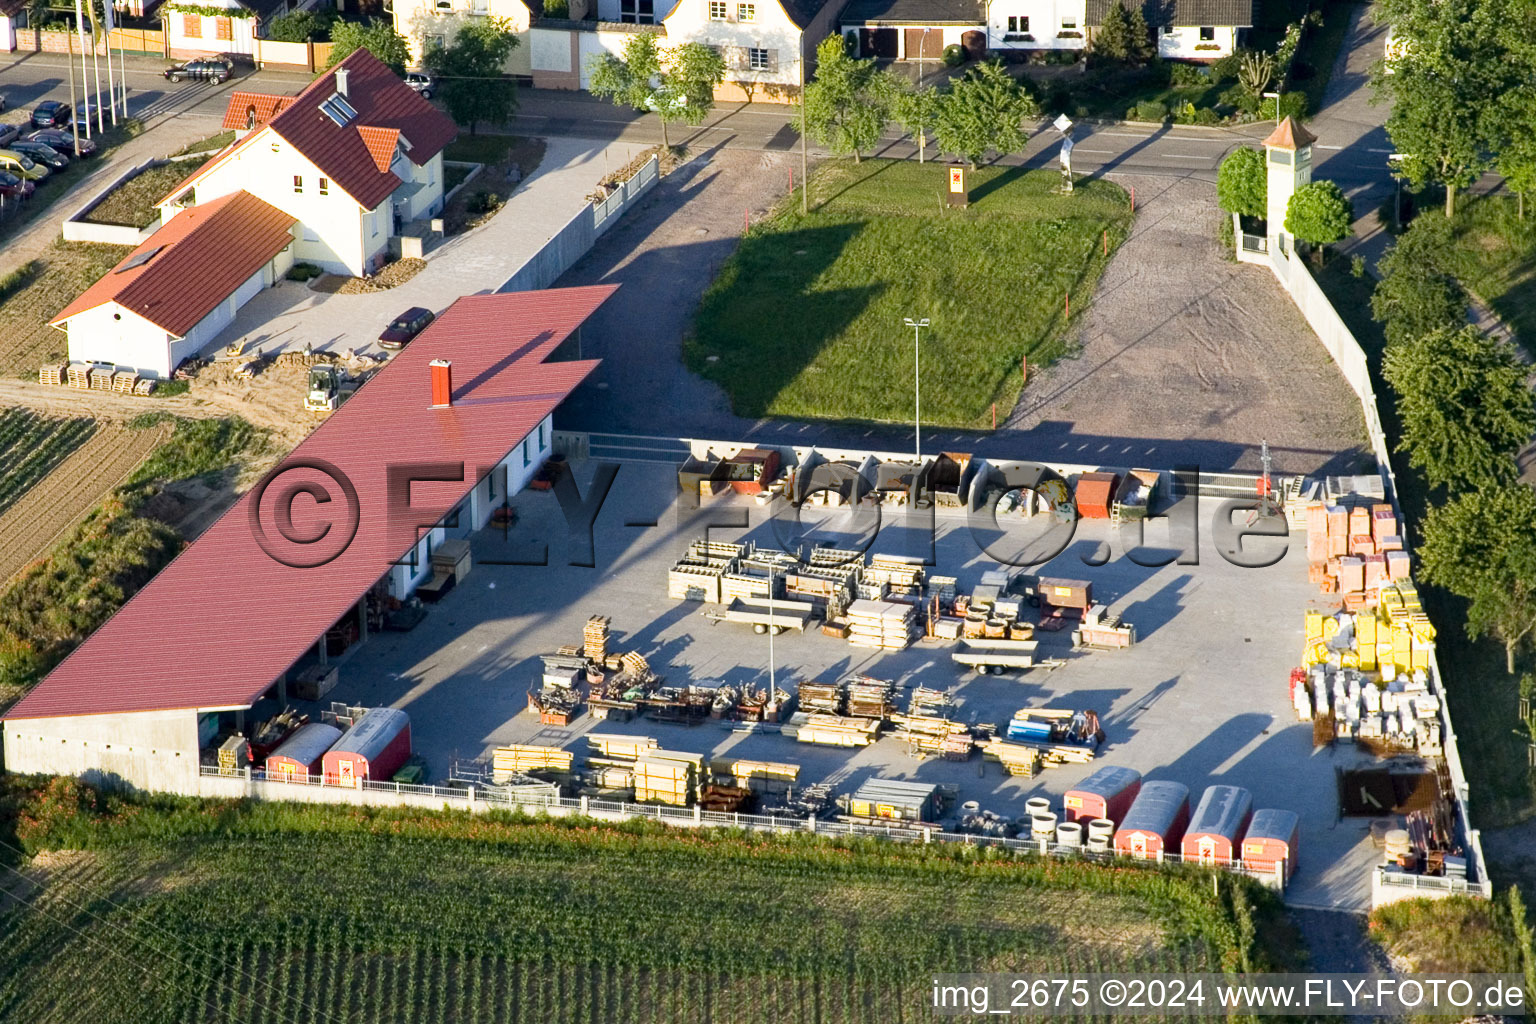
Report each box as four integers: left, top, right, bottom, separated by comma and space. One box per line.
0, 50, 1386, 188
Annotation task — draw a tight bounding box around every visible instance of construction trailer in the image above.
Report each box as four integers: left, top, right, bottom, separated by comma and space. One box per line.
846, 777, 942, 823
1182, 785, 1254, 865
1113, 780, 1191, 860
264, 722, 342, 781
1241, 808, 1301, 879
1062, 765, 1143, 824
322, 707, 411, 787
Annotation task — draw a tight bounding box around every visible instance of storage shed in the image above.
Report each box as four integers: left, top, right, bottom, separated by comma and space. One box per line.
1113, 780, 1190, 859
264, 722, 342, 781
1181, 785, 1254, 865
1063, 765, 1143, 823
1074, 472, 1120, 519
322, 707, 411, 787
847, 777, 941, 822
1241, 808, 1301, 879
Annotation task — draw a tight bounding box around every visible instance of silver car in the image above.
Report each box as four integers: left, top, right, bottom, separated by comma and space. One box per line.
404, 72, 434, 100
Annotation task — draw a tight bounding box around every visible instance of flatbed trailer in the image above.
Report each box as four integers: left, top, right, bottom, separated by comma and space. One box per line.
952, 638, 1040, 675
705, 598, 815, 635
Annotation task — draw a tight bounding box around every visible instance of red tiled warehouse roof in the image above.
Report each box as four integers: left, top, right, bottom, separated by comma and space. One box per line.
7, 286, 614, 722
51, 191, 296, 336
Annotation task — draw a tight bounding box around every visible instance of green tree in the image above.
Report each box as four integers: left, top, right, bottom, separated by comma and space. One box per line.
588, 35, 725, 150
890, 82, 941, 163
327, 19, 412, 75
1093, 1, 1135, 60
1382, 324, 1536, 493
1420, 484, 1536, 673
1283, 179, 1353, 248
1216, 146, 1266, 218
933, 61, 1037, 165
267, 8, 334, 42
1373, 0, 1513, 216
1496, 8, 1536, 219
425, 18, 520, 135
1370, 219, 1467, 347
797, 34, 892, 163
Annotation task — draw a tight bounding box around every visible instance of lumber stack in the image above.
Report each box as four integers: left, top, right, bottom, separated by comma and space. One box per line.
710, 757, 799, 793
587, 734, 659, 760
634, 754, 696, 805
784, 713, 881, 747
978, 738, 1043, 777
845, 599, 918, 650
493, 745, 574, 781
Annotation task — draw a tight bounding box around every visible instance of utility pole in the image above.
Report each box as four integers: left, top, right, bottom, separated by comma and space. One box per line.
799, 53, 808, 215
904, 317, 929, 464
66, 13, 82, 155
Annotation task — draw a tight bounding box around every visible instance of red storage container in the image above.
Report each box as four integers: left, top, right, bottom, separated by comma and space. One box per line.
1113, 780, 1190, 860
1241, 808, 1301, 880
1073, 472, 1119, 519
264, 722, 342, 782
1182, 785, 1253, 865
323, 707, 411, 787
1063, 765, 1142, 823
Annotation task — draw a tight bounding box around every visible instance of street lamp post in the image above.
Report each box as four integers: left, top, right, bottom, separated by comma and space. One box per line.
904, 317, 929, 464
767, 561, 777, 709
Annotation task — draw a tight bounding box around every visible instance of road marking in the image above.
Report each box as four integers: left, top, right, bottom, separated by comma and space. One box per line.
1315, 144, 1345, 150
1367, 147, 1393, 154
1090, 131, 1230, 143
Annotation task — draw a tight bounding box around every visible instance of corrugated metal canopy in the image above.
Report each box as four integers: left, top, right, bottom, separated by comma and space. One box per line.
5, 285, 614, 722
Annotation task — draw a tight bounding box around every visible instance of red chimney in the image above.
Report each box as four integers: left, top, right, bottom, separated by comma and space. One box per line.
429, 359, 452, 407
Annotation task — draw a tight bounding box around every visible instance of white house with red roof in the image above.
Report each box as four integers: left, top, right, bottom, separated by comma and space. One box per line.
155, 49, 457, 278
52, 192, 298, 378
2, 286, 611, 795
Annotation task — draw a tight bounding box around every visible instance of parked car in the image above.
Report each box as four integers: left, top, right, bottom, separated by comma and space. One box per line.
0, 170, 35, 200
164, 58, 233, 83
0, 150, 49, 182
72, 103, 106, 135
8, 139, 68, 170
31, 100, 72, 129
378, 307, 435, 349
0, 123, 18, 149
29, 128, 96, 157
404, 72, 434, 100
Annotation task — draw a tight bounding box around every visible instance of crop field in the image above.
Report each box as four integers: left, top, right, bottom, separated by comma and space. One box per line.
0, 242, 135, 375
0, 410, 97, 516
686, 161, 1132, 429
0, 781, 1293, 1024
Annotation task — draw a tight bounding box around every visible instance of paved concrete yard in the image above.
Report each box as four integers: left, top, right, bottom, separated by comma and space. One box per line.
308, 458, 1380, 911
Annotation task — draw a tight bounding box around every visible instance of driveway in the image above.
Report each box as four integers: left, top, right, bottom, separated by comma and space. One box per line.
557, 155, 1369, 476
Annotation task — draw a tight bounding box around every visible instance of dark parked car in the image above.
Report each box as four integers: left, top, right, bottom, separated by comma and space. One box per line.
29, 128, 96, 157
8, 139, 68, 170
0, 123, 18, 149
378, 307, 435, 349
72, 102, 106, 135
0, 170, 35, 200
164, 58, 233, 83
31, 101, 72, 129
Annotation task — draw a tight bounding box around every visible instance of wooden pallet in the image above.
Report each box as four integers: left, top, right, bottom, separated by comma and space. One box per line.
38, 363, 65, 386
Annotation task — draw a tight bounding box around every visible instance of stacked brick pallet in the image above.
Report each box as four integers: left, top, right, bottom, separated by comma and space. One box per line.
1303, 500, 1409, 610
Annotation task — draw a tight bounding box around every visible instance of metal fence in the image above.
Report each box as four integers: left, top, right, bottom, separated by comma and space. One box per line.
197, 766, 1284, 888
592, 155, 659, 234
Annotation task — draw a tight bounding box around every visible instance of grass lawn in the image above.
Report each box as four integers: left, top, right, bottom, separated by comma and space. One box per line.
80, 156, 210, 229
1369, 896, 1522, 974
444, 161, 472, 194
1315, 258, 1536, 826
687, 160, 1132, 429
0, 779, 1300, 1024
0, 241, 134, 376
1436, 196, 1536, 357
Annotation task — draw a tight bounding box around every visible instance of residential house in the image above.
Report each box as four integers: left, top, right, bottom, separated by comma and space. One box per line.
1089, 0, 1251, 58
657, 0, 844, 101
0, 0, 26, 53
841, 0, 983, 61
391, 0, 536, 76
162, 0, 289, 58
222, 90, 295, 137
51, 191, 297, 378
155, 49, 457, 278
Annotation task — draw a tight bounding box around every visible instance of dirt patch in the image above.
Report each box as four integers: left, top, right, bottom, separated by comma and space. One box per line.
81, 158, 210, 229
0, 241, 136, 376
337, 258, 427, 294
0, 419, 172, 582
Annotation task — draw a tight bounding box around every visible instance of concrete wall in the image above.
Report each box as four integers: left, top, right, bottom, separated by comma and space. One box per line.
63, 152, 212, 246
4, 709, 202, 794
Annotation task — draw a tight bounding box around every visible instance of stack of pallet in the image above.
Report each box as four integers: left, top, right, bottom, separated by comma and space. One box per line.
584, 616, 610, 661
864, 555, 925, 597
845, 599, 918, 650
587, 734, 659, 760
88, 364, 114, 391
797, 681, 843, 714
492, 745, 575, 782
66, 363, 92, 389
1291, 664, 1443, 756
38, 364, 65, 386
784, 712, 881, 747
111, 371, 139, 393
668, 557, 729, 602
845, 676, 898, 719
977, 738, 1044, 777
1302, 589, 1436, 678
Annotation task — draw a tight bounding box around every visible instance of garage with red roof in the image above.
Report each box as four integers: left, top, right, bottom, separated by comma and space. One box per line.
3, 285, 613, 795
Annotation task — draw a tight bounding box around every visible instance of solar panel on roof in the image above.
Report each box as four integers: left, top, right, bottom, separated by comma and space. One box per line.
115, 246, 164, 273
320, 93, 358, 126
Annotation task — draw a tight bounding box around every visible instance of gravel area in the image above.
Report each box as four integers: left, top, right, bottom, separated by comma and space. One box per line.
1004, 175, 1369, 477
557, 159, 1367, 477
